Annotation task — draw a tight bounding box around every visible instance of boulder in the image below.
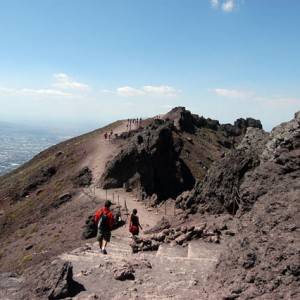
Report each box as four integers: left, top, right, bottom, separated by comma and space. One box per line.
81, 215, 97, 239
113, 264, 135, 281
52, 193, 72, 208
72, 167, 92, 188
35, 260, 85, 299
144, 217, 170, 234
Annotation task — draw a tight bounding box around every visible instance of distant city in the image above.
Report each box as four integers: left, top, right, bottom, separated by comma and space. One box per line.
0, 121, 96, 176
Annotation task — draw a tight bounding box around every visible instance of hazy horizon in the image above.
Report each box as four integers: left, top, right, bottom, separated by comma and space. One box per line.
0, 105, 298, 133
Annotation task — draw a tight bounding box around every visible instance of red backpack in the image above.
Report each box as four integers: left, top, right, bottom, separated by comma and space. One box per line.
94, 208, 103, 224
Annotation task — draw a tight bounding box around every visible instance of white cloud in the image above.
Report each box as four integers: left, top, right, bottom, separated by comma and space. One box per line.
212, 87, 300, 107
0, 87, 15, 96
20, 88, 72, 97
210, 0, 219, 8
0, 73, 90, 99
143, 85, 181, 97
0, 87, 72, 97
116, 85, 181, 97
257, 96, 300, 107
222, 0, 235, 12
101, 89, 115, 94
210, 0, 237, 12
53, 73, 89, 91
212, 88, 251, 98
117, 86, 146, 97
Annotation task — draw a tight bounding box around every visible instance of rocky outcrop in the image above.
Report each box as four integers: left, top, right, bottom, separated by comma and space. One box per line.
72, 167, 92, 188
81, 215, 97, 239
176, 127, 269, 214
163, 106, 262, 136
19, 166, 57, 198
163, 107, 203, 133
99, 107, 263, 202
113, 264, 135, 281
51, 192, 72, 208
206, 111, 300, 299
35, 260, 85, 299
221, 118, 262, 137
131, 222, 222, 254
99, 121, 195, 200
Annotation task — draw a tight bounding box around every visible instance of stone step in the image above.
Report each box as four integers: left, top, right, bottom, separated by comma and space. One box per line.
155, 254, 216, 262
187, 240, 221, 261
156, 244, 188, 258
92, 242, 131, 252
60, 252, 132, 264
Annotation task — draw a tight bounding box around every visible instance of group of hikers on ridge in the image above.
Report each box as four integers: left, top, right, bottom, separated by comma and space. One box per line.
103, 130, 116, 141
126, 118, 142, 131
94, 200, 142, 254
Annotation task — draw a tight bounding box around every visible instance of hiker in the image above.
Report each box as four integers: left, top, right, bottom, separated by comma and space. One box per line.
104, 132, 108, 140
94, 200, 114, 254
129, 209, 143, 236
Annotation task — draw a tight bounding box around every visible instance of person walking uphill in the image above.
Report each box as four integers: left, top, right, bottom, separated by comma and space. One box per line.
94, 200, 114, 254
129, 209, 143, 236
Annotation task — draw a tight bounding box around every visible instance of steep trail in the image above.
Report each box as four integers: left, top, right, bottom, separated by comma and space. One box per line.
60, 189, 222, 299
82, 120, 130, 181
59, 119, 223, 299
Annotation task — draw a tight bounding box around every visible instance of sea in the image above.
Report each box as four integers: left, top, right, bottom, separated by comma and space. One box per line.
0, 122, 86, 176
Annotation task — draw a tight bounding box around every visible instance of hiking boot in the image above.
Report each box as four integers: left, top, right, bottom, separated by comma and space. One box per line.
102, 249, 107, 255
99, 249, 103, 254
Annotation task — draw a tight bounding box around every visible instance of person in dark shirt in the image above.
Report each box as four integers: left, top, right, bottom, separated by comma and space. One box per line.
129, 209, 142, 236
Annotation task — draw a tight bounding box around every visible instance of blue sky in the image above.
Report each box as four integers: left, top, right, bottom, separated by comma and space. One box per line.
0, 0, 299, 131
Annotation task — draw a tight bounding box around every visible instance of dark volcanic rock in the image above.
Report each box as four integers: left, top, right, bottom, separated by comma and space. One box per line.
20, 166, 57, 198
206, 111, 300, 299
143, 217, 170, 234
163, 106, 221, 133
113, 264, 135, 281
35, 260, 85, 299
72, 167, 92, 188
164, 107, 262, 136
99, 121, 195, 200
163, 107, 199, 133
176, 127, 269, 214
52, 193, 72, 208
221, 118, 262, 137
81, 215, 97, 239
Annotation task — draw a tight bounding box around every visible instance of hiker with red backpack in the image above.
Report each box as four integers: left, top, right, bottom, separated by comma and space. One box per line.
94, 200, 114, 254
129, 209, 143, 236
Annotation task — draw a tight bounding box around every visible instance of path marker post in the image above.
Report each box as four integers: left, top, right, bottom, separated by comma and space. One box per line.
164, 201, 167, 216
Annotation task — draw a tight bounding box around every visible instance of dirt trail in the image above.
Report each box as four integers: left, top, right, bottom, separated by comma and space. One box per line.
59, 120, 222, 299
82, 120, 130, 181
80, 119, 159, 233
